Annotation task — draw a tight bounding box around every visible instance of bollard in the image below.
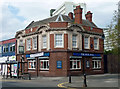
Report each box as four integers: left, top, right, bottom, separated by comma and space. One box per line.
29, 73, 31, 80
69, 75, 71, 83
83, 73, 87, 87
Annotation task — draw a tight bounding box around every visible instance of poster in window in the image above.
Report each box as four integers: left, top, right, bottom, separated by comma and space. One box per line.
13, 64, 17, 76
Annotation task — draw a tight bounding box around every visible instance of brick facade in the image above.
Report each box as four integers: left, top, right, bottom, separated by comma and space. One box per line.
15, 5, 104, 77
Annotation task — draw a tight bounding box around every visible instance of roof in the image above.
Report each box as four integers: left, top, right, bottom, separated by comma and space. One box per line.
25, 14, 97, 29
0, 38, 16, 45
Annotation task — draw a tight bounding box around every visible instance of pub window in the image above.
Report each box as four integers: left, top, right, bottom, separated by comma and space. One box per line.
72, 35, 77, 48
55, 34, 63, 47
92, 60, 101, 69
70, 59, 81, 69
19, 40, 23, 46
33, 37, 37, 49
84, 36, 89, 49
94, 38, 99, 50
40, 60, 49, 70
86, 60, 90, 68
27, 39, 31, 50
42, 35, 47, 48
28, 60, 36, 69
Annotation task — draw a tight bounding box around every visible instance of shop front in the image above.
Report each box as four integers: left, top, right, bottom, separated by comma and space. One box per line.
0, 56, 18, 77
25, 52, 50, 77
69, 52, 104, 75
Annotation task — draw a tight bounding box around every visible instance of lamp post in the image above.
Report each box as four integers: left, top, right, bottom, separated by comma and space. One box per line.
83, 56, 87, 87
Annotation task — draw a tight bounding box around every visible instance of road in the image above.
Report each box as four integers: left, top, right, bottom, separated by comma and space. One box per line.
0, 74, 119, 89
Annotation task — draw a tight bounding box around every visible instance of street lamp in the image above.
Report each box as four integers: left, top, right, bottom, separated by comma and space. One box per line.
83, 57, 87, 87
82, 34, 87, 87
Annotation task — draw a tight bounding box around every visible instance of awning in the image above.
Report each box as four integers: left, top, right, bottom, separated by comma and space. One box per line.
70, 56, 82, 59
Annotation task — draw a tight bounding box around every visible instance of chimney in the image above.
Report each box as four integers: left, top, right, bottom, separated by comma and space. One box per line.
85, 11, 93, 22
74, 5, 83, 24
68, 12, 73, 20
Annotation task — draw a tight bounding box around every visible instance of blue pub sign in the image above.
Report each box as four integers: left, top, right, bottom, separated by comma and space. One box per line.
73, 53, 101, 57
57, 61, 62, 69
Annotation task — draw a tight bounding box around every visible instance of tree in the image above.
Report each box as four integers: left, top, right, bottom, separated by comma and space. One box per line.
104, 5, 119, 54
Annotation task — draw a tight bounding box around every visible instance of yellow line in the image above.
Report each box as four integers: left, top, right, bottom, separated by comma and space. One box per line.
57, 82, 68, 88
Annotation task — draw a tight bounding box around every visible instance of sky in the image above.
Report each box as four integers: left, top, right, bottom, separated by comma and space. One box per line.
0, 0, 119, 41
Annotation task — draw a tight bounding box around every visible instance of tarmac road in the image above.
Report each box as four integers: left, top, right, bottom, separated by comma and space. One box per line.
0, 74, 119, 89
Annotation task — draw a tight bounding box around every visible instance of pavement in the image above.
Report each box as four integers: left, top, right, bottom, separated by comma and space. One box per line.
0, 73, 119, 89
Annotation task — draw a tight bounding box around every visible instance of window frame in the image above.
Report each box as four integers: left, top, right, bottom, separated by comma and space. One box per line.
86, 60, 90, 68
3, 45, 8, 53
70, 59, 81, 70
9, 44, 15, 52
26, 38, 31, 50
32, 37, 37, 50
40, 60, 49, 70
92, 60, 101, 69
54, 34, 64, 48
84, 36, 90, 49
28, 60, 36, 69
42, 35, 47, 49
94, 37, 99, 50
72, 35, 77, 48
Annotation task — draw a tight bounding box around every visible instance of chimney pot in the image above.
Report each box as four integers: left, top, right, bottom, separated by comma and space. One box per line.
85, 11, 93, 22
68, 12, 73, 20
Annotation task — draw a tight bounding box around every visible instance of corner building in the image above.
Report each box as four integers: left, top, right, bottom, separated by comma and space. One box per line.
15, 6, 104, 77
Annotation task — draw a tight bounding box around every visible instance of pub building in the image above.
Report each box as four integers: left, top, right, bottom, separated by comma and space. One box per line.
15, 6, 104, 77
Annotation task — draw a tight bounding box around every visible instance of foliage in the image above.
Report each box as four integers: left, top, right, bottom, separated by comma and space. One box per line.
104, 8, 120, 55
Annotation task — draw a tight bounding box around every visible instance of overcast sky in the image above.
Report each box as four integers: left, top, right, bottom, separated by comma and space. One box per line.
0, 0, 119, 41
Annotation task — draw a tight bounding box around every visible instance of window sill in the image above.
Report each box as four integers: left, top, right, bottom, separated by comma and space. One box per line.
84, 48, 90, 49
28, 68, 36, 70
54, 46, 64, 48
40, 69, 49, 70
92, 68, 101, 70
70, 68, 81, 70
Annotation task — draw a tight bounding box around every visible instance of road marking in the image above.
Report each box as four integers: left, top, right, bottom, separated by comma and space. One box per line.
57, 82, 77, 89
57, 82, 68, 88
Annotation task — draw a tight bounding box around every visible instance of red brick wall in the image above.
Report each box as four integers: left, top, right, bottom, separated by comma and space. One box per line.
25, 27, 38, 34
50, 34, 54, 50
49, 22, 68, 28
82, 26, 103, 33
49, 52, 68, 76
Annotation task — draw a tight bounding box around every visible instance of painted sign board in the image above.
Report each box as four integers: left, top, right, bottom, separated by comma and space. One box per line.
73, 53, 101, 57
26, 52, 50, 58
57, 61, 62, 69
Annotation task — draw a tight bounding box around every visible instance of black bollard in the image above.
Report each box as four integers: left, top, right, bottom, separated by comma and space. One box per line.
69, 75, 71, 83
29, 73, 31, 80
83, 73, 87, 87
